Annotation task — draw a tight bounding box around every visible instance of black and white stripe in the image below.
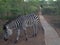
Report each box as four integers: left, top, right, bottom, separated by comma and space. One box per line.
3, 13, 40, 43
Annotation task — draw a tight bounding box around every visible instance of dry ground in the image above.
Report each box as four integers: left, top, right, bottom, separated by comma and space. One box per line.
44, 15, 60, 37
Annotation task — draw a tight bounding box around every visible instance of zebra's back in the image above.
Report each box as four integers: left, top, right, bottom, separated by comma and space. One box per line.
6, 14, 39, 30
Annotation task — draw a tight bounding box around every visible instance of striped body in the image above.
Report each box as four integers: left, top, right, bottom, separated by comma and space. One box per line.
3, 13, 40, 43
6, 14, 39, 30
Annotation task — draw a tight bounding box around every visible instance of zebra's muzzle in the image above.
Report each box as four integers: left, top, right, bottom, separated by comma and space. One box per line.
4, 37, 8, 41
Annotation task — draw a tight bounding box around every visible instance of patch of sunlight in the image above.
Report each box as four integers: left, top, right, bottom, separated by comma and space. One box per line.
24, 0, 28, 2
53, 0, 57, 1
45, 0, 48, 1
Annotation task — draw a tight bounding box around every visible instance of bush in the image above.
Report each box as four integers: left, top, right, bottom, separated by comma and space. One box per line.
42, 7, 60, 15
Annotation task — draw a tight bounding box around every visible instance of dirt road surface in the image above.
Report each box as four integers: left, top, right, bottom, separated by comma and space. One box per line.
0, 22, 45, 45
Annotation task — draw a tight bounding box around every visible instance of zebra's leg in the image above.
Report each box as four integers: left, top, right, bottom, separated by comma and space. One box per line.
14, 29, 20, 43
24, 28, 28, 41
32, 24, 38, 37
22, 22, 28, 41
35, 24, 38, 36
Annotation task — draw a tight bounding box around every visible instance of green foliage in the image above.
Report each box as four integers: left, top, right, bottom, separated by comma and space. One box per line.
42, 7, 57, 15
0, 0, 60, 19
42, 1, 60, 15
0, 0, 39, 20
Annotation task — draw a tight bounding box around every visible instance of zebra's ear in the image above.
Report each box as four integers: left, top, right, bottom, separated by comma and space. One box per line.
3, 25, 7, 31
3, 25, 6, 29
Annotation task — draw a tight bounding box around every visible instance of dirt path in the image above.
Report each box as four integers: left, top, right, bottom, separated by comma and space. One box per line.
39, 15, 60, 45
0, 23, 45, 45
44, 15, 60, 37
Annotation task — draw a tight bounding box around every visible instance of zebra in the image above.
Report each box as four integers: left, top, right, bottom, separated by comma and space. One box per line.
3, 13, 40, 43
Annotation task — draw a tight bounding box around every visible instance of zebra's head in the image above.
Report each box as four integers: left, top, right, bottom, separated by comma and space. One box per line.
3, 24, 12, 41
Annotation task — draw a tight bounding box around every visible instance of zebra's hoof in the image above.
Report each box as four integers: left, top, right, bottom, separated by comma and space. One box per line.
32, 34, 35, 37
25, 38, 28, 41
35, 33, 37, 37
14, 40, 18, 44
32, 34, 37, 37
